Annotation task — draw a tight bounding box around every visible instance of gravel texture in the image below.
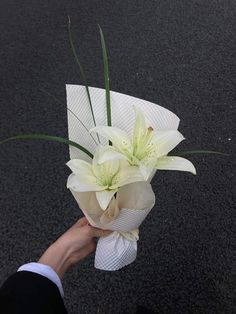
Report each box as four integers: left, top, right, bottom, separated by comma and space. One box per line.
0, 1, 235, 313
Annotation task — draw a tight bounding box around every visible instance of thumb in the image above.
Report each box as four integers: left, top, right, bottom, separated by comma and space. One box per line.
89, 226, 113, 238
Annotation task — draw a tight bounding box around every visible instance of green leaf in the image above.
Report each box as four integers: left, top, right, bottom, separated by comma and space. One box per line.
0, 134, 94, 159
173, 150, 229, 157
67, 108, 98, 145
38, 87, 98, 145
68, 16, 99, 142
98, 25, 111, 127
38, 86, 64, 105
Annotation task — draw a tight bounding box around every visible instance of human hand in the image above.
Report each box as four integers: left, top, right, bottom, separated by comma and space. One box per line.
38, 217, 112, 279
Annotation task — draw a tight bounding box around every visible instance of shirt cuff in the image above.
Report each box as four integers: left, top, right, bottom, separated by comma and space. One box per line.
17, 262, 64, 298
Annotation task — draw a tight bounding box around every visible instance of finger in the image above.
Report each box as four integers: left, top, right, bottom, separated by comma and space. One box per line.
80, 241, 97, 257
89, 226, 113, 238
71, 241, 97, 264
75, 217, 89, 227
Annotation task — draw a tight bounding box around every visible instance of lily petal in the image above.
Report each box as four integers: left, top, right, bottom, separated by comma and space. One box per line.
155, 156, 196, 175
66, 159, 93, 176
67, 174, 107, 192
96, 146, 129, 164
139, 165, 155, 181
133, 106, 147, 148
91, 126, 132, 155
92, 146, 120, 178
110, 165, 144, 189
152, 130, 185, 158
96, 190, 118, 210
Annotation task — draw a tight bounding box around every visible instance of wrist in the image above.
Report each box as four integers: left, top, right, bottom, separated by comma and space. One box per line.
38, 240, 73, 279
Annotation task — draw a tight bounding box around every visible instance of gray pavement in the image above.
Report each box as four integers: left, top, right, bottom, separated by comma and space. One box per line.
0, 1, 235, 313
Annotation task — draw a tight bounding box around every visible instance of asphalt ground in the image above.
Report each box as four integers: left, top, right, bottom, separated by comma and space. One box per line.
0, 1, 235, 313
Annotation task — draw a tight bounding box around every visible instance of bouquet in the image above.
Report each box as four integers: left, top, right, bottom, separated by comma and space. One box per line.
1, 22, 226, 271
65, 83, 196, 271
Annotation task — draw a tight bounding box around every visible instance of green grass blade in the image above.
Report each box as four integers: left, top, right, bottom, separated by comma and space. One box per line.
98, 24, 111, 127
67, 108, 98, 145
38, 87, 64, 105
68, 17, 99, 142
173, 150, 229, 157
0, 134, 94, 159
38, 87, 98, 145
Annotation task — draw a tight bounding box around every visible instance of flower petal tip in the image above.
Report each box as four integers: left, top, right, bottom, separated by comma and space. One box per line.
190, 165, 197, 175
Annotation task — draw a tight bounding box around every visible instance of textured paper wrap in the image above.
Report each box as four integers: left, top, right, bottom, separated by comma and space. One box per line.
66, 85, 180, 161
66, 85, 179, 270
69, 182, 155, 270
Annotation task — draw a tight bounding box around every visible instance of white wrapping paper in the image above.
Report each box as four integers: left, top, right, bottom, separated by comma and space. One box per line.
66, 85, 180, 161
70, 182, 155, 270
66, 85, 180, 270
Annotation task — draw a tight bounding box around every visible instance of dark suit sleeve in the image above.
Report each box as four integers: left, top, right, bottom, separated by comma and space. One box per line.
0, 271, 67, 314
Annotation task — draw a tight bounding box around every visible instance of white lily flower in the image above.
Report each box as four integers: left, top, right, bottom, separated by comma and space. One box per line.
91, 106, 196, 180
66, 146, 144, 210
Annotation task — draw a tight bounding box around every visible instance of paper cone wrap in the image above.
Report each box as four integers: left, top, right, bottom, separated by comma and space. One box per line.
70, 181, 155, 270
